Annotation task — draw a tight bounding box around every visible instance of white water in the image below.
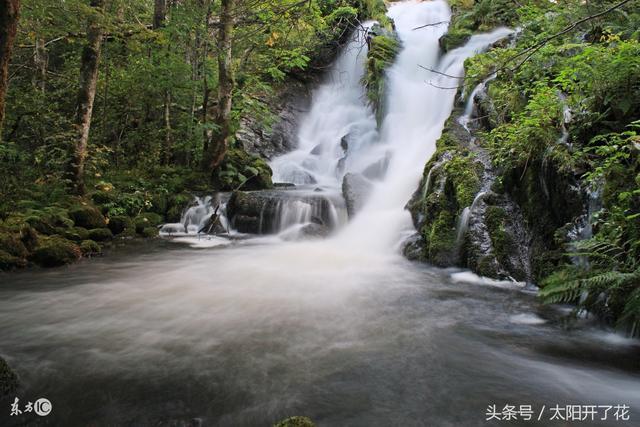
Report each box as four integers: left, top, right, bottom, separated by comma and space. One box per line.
271, 1, 513, 253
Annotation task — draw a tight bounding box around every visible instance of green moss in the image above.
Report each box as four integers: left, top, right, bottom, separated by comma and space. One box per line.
68, 205, 107, 229
426, 210, 458, 266
61, 227, 90, 242
274, 416, 316, 427
30, 237, 81, 267
80, 240, 101, 256
0, 357, 19, 397
444, 155, 482, 208
87, 228, 114, 242
363, 33, 400, 123
440, 29, 473, 52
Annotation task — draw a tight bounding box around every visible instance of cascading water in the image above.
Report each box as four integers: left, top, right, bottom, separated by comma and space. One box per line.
333, 2, 513, 253
160, 194, 231, 236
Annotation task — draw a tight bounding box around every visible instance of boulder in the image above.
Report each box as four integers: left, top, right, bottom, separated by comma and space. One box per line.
69, 205, 107, 229
30, 237, 81, 267
108, 215, 134, 235
88, 228, 114, 242
80, 240, 102, 256
341, 173, 372, 218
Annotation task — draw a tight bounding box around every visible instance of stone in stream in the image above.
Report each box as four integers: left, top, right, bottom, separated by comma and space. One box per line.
341, 173, 372, 218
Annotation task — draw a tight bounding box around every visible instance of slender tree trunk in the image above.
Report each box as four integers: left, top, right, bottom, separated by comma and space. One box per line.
33, 37, 48, 93
205, 0, 235, 172
154, 0, 173, 164
200, 1, 212, 167
163, 89, 172, 164
153, 0, 168, 29
0, 0, 21, 138
68, 0, 106, 195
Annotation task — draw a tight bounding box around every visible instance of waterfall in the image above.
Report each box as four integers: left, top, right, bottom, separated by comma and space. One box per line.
333, 2, 513, 253
270, 22, 379, 187
167, 1, 514, 249
458, 73, 498, 132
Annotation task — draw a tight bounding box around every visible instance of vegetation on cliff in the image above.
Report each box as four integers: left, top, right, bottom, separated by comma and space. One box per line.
412, 0, 640, 333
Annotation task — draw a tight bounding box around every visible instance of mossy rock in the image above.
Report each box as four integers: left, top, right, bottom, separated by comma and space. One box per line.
25, 215, 57, 235
274, 416, 316, 427
0, 357, 20, 397
0, 250, 27, 270
427, 210, 458, 266
439, 29, 473, 52
108, 215, 134, 235
90, 190, 115, 205
134, 213, 164, 234
60, 227, 90, 242
217, 148, 274, 191
87, 228, 114, 242
140, 227, 159, 238
0, 232, 28, 258
30, 237, 81, 267
80, 240, 102, 256
69, 205, 107, 229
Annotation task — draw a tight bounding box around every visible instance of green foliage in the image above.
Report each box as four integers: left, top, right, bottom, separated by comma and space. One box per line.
486, 84, 563, 171
363, 33, 400, 122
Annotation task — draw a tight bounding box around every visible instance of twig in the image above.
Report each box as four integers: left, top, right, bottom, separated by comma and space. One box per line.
412, 21, 449, 31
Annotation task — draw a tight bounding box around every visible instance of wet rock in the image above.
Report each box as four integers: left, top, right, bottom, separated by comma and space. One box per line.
141, 227, 160, 238
403, 233, 425, 261
299, 223, 330, 238
362, 153, 391, 180
0, 357, 19, 398
237, 80, 315, 159
310, 144, 323, 155
342, 173, 372, 218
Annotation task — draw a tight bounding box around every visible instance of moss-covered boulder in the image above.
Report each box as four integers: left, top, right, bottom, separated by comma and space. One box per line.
30, 237, 81, 267
80, 240, 102, 256
61, 226, 90, 242
140, 227, 159, 238
0, 250, 27, 270
0, 232, 28, 258
69, 205, 107, 229
274, 416, 316, 427
364, 31, 400, 124
87, 228, 114, 242
107, 215, 134, 235
0, 357, 19, 398
215, 147, 274, 191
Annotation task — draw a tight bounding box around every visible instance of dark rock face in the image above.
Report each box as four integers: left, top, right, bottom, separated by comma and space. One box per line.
342, 173, 373, 218
237, 80, 316, 159
226, 190, 345, 235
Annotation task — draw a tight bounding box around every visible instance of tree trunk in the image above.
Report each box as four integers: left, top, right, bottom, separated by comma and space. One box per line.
68, 0, 106, 195
205, 0, 235, 172
0, 0, 21, 138
163, 89, 172, 164
33, 37, 48, 93
153, 0, 168, 29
